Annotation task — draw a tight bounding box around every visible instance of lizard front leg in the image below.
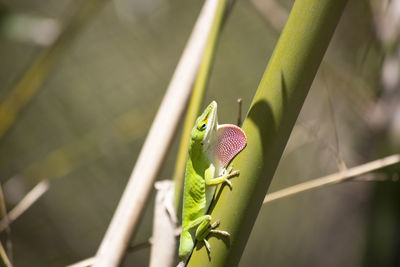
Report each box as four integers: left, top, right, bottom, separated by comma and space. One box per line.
204, 164, 239, 188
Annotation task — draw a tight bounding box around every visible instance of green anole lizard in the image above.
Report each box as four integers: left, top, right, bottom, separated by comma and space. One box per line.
178, 101, 247, 266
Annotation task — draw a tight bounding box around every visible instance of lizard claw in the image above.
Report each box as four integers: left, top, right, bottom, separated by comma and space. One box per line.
228, 170, 239, 178
211, 220, 220, 228
227, 165, 233, 173
224, 178, 232, 188
221, 166, 233, 176
204, 239, 211, 253
210, 229, 230, 237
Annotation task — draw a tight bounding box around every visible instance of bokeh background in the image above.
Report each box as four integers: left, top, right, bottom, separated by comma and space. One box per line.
0, 0, 399, 266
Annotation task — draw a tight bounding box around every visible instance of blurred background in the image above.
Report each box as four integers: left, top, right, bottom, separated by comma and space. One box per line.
0, 0, 399, 266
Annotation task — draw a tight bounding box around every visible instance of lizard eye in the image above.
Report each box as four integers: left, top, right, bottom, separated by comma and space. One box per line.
200, 123, 206, 131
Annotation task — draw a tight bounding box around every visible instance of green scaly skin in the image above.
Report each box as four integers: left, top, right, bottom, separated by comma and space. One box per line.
178, 101, 239, 265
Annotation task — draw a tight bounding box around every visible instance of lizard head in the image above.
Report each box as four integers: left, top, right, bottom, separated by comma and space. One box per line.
191, 101, 218, 146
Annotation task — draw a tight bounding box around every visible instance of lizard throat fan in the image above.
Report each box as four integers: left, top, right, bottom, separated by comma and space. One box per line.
201, 101, 247, 171
213, 124, 247, 172
192, 101, 247, 170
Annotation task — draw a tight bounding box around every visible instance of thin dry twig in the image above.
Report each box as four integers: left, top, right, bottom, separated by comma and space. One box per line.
0, 242, 11, 267
93, 1, 221, 266
264, 154, 400, 203
0, 180, 49, 232
66, 240, 154, 267
0, 184, 13, 266
237, 98, 243, 127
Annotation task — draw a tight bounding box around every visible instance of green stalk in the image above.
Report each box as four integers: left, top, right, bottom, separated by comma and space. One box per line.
188, 0, 348, 266
173, 0, 231, 211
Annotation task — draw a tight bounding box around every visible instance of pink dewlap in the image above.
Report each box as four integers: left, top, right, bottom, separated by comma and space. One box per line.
214, 124, 247, 169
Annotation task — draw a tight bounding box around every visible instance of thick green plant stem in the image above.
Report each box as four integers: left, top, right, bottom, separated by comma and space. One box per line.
173, 0, 231, 211
188, 0, 348, 266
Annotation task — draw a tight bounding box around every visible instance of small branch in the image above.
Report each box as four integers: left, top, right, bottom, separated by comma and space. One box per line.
67, 240, 154, 267
236, 98, 243, 127
0, 184, 13, 266
264, 154, 400, 203
0, 242, 11, 267
0, 180, 49, 232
